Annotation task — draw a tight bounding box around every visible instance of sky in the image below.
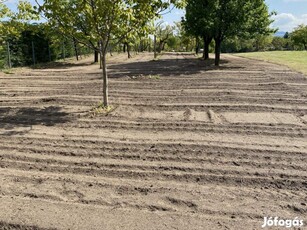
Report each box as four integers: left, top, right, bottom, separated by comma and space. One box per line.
163, 0, 307, 32
5, 0, 307, 32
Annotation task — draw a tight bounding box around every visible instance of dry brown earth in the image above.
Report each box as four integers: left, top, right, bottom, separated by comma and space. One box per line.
0, 53, 306, 230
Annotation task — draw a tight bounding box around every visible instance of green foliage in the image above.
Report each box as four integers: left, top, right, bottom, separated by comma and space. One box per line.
290, 24, 307, 50
173, 21, 195, 52
183, 0, 275, 65
0, 45, 7, 68
271, 37, 287, 50
155, 23, 174, 53
90, 102, 115, 117
183, 0, 215, 38
0, 22, 92, 68
1, 1, 39, 39
221, 35, 292, 53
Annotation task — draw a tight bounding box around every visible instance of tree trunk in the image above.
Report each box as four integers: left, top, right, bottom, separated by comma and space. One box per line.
94, 50, 99, 62
214, 38, 222, 66
123, 43, 126, 53
7, 41, 11, 68
99, 50, 102, 69
162, 42, 166, 52
94, 41, 99, 62
99, 41, 103, 69
158, 42, 163, 53
101, 51, 108, 107
48, 41, 51, 62
203, 36, 212, 60
127, 43, 132, 58
195, 37, 200, 55
73, 38, 79, 61
204, 42, 209, 60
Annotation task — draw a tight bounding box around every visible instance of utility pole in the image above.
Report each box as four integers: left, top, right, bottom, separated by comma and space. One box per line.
7, 41, 12, 68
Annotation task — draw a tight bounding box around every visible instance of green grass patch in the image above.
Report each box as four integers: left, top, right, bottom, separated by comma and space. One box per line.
1, 69, 14, 74
235, 51, 307, 76
89, 102, 115, 117
129, 74, 161, 80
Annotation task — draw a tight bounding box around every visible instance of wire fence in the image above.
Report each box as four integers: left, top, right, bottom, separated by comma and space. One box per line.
1, 39, 93, 69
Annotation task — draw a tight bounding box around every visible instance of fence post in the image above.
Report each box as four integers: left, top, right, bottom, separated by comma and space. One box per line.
7, 41, 12, 68
154, 35, 157, 59
32, 41, 36, 65
62, 41, 65, 61
48, 41, 51, 62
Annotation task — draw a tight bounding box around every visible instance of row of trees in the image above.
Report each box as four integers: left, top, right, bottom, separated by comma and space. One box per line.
0, 20, 193, 69
1, 0, 186, 106
1, 20, 306, 68
37, 0, 188, 106
291, 24, 307, 50
221, 25, 307, 53
1, 23, 94, 68
183, 0, 275, 65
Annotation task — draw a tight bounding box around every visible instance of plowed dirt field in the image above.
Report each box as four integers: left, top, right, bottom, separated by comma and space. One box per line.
0, 53, 306, 230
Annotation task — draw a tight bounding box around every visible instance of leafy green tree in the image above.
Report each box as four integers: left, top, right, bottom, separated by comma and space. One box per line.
183, 0, 214, 59
184, 0, 275, 65
283, 32, 289, 39
253, 34, 273, 51
271, 36, 287, 50
212, 0, 275, 65
291, 24, 307, 50
0, 1, 12, 36
1, 0, 39, 68
173, 21, 195, 52
155, 23, 174, 53
166, 36, 179, 50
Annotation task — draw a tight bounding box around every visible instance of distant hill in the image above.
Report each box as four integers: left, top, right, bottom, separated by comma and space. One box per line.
274, 31, 286, 37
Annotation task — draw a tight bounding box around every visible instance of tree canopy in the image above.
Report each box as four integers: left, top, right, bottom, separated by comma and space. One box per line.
184, 0, 275, 65
291, 24, 307, 50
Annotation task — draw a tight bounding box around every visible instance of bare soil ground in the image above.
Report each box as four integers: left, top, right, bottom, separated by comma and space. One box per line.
0, 52, 306, 230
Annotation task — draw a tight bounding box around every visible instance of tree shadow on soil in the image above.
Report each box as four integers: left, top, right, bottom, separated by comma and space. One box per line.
107, 53, 244, 78
0, 106, 71, 136
29, 60, 96, 70
0, 221, 56, 230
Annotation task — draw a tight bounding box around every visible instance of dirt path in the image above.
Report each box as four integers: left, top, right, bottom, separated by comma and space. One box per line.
0, 53, 306, 230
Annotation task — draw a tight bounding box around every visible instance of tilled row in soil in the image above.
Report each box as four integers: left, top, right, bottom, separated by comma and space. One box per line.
0, 53, 306, 230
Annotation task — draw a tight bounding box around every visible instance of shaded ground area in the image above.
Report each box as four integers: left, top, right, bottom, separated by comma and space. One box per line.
0, 221, 55, 230
108, 53, 232, 78
0, 52, 306, 230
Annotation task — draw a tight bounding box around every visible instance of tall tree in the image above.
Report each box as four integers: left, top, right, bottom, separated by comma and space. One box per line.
155, 23, 174, 53
291, 24, 307, 50
1, 1, 39, 68
184, 0, 275, 66
212, 0, 275, 65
